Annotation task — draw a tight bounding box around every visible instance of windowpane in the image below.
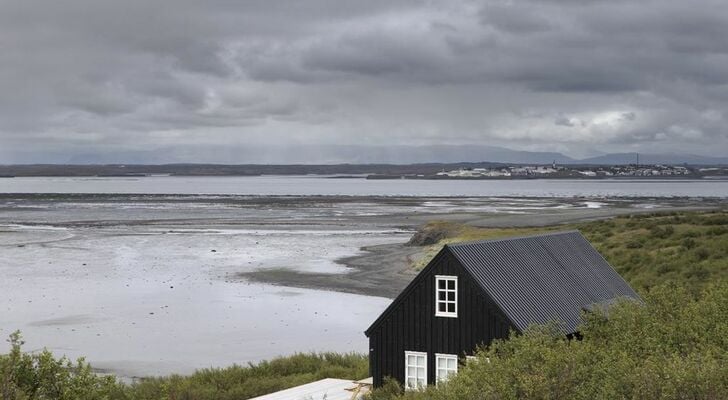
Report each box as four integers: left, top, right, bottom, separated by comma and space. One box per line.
435, 276, 457, 317
435, 355, 458, 384
406, 353, 428, 390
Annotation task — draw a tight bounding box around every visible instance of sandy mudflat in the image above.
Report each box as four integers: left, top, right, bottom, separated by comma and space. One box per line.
238, 199, 726, 299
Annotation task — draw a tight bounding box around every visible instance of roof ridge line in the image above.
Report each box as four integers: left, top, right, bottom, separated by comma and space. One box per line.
445, 230, 580, 248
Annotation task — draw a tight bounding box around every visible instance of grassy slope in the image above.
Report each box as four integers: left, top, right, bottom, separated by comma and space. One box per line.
413, 210, 728, 294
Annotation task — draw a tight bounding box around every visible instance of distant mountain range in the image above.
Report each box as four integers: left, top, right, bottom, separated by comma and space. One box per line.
64, 145, 728, 166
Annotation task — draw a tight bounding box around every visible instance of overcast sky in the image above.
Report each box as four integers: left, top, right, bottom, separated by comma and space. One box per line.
1, 0, 727, 163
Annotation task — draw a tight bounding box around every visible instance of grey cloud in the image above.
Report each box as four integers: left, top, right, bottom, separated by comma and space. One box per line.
0, 0, 727, 162
479, 4, 554, 34
554, 116, 576, 127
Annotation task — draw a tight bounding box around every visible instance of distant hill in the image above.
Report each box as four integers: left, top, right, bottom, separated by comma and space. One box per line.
65, 145, 577, 165
3, 145, 724, 168
61, 145, 726, 166
579, 152, 728, 165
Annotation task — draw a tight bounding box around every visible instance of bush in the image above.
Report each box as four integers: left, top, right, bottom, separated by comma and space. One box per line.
650, 225, 675, 239
126, 352, 369, 400
682, 237, 697, 250
0, 338, 368, 400
0, 332, 126, 400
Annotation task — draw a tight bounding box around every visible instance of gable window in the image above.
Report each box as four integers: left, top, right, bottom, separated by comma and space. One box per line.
435, 354, 458, 384
435, 275, 457, 317
404, 351, 427, 390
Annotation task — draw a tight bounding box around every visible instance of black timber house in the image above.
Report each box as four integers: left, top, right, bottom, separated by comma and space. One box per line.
364, 231, 639, 389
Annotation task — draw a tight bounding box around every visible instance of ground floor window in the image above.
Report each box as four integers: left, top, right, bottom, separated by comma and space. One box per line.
404, 351, 427, 390
435, 353, 458, 384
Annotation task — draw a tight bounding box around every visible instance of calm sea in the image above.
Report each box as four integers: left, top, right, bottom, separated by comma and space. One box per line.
0, 176, 727, 197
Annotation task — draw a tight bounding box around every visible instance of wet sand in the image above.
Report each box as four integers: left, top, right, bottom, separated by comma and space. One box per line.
239, 201, 726, 299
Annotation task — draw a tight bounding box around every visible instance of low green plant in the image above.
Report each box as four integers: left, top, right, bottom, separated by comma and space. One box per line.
0, 331, 126, 400
126, 352, 369, 400
0, 339, 368, 400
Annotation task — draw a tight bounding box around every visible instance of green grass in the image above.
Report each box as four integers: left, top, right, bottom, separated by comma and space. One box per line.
127, 352, 369, 400
412, 210, 728, 294
578, 211, 728, 293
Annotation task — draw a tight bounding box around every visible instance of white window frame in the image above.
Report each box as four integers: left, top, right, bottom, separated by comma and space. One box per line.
435, 275, 458, 318
435, 353, 458, 384
404, 351, 427, 391
466, 355, 491, 364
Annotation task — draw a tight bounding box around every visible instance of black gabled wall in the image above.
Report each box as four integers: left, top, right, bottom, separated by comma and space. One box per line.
367, 247, 515, 387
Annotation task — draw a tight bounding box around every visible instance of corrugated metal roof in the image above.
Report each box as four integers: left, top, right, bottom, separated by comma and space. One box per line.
248, 378, 369, 400
447, 230, 639, 334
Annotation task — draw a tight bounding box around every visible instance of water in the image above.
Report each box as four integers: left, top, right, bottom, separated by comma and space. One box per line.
1, 176, 727, 197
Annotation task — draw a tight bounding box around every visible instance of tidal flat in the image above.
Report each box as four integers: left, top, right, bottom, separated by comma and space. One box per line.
0, 193, 725, 379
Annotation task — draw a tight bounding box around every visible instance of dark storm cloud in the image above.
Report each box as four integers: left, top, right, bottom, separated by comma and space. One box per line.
0, 0, 727, 163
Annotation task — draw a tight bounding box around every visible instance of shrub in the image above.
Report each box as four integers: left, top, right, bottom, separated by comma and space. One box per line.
0, 332, 126, 400
682, 237, 697, 250
649, 225, 675, 239
126, 352, 369, 400
0, 338, 368, 400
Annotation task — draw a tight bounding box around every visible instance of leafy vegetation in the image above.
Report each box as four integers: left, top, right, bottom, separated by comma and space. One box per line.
579, 211, 728, 293
125, 352, 368, 400
0, 347, 368, 400
0, 331, 124, 400
413, 210, 728, 293
367, 281, 728, 399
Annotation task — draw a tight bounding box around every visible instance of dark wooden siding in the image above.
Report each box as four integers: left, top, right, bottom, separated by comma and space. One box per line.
368, 247, 515, 387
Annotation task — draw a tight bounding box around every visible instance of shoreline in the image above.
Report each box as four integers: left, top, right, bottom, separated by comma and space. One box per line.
235, 203, 726, 299
237, 243, 422, 299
